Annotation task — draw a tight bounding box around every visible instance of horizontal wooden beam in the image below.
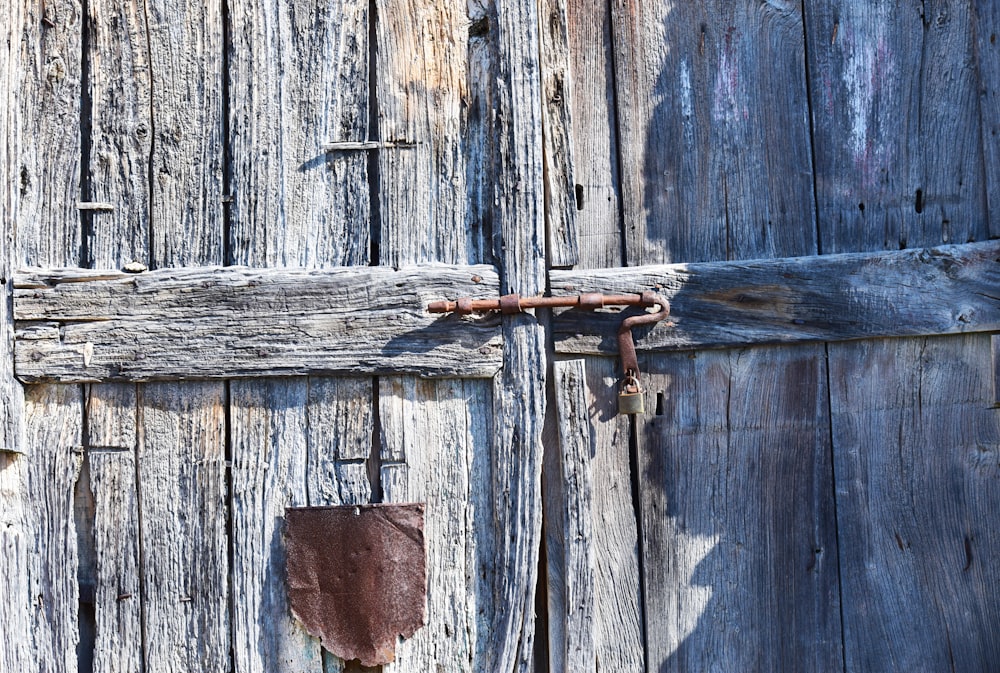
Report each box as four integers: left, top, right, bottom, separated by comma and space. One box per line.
14, 265, 502, 382
551, 241, 1000, 354
13, 241, 1000, 382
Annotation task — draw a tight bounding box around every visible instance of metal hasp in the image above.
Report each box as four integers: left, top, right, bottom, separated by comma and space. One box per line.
285, 504, 426, 666
429, 291, 671, 414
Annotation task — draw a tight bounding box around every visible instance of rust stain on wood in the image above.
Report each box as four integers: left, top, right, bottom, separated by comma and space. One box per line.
285, 504, 426, 667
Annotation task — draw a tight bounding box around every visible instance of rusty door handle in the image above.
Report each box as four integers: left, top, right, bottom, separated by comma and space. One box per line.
429, 291, 671, 413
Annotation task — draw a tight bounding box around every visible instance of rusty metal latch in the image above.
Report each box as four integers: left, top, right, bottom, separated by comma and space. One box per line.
429, 291, 671, 415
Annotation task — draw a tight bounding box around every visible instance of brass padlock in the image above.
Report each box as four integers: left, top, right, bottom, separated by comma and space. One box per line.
618, 374, 645, 415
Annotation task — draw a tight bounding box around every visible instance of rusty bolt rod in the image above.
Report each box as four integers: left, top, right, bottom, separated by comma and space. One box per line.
427, 293, 656, 315
428, 291, 671, 394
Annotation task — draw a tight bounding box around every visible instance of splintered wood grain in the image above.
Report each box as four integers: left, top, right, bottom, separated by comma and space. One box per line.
547, 358, 644, 672
487, 1, 548, 669
612, 0, 816, 265
144, 0, 224, 266
550, 240, 1000, 353
0, 1, 24, 455
375, 0, 488, 267
564, 0, 623, 270
11, 0, 82, 268
640, 345, 842, 671
805, 2, 988, 253
228, 0, 369, 268
830, 335, 1000, 672
85, 0, 151, 267
24, 385, 84, 673
13, 265, 504, 381
379, 377, 493, 672
137, 383, 228, 673
85, 385, 142, 673
306, 377, 374, 507
0, 454, 32, 671
230, 379, 321, 673
974, 1, 1000, 235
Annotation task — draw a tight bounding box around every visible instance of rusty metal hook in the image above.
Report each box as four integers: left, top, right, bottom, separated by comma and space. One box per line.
617, 291, 671, 382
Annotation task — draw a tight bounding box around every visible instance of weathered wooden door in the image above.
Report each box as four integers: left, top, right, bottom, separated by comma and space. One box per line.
2, 0, 545, 671
3, 1, 1000, 672
540, 1, 1000, 672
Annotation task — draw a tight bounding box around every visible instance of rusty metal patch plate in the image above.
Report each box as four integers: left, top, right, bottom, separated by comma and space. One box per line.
285, 503, 426, 666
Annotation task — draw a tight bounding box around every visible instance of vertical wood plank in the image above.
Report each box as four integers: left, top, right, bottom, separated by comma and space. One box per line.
805, 1, 988, 253
488, 1, 547, 668
539, 0, 579, 268
83, 2, 154, 669
12, 0, 83, 268
540, 3, 633, 665
545, 356, 645, 672
229, 0, 370, 269
0, 454, 32, 671
80, 0, 151, 656
87, 451, 142, 673
146, 0, 224, 266
465, 12, 494, 267
974, 0, 1000, 234
371, 0, 506, 669
0, 0, 24, 455
85, 0, 150, 266
6, 3, 84, 671
373, 0, 547, 668
85, 385, 142, 673
308, 378, 373, 673
0, 11, 29, 664
0, 452, 31, 673
230, 379, 322, 673
25, 385, 85, 673
228, 1, 372, 670
379, 377, 493, 672
641, 346, 842, 671
551, 360, 595, 670
612, 0, 816, 265
374, 0, 484, 267
808, 7, 997, 671
138, 383, 228, 672
565, 0, 623, 270
829, 335, 1000, 671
